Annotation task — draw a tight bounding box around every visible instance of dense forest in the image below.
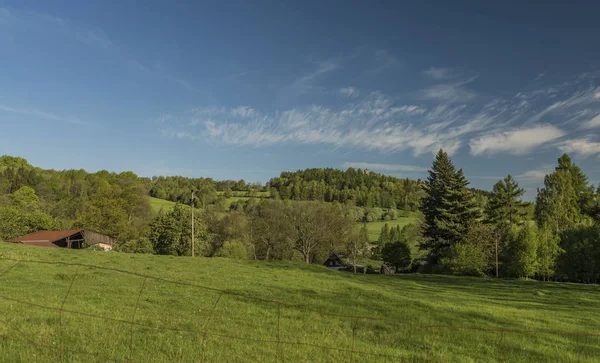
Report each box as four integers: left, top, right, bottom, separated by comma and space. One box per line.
267, 168, 491, 211
0, 156, 151, 241
1, 152, 599, 283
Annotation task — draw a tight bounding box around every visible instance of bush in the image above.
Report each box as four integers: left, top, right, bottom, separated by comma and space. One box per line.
441, 242, 487, 277
117, 237, 154, 254
385, 209, 397, 220
214, 241, 248, 260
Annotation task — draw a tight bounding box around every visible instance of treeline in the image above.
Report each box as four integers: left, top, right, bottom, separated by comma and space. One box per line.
121, 200, 371, 266
145, 176, 264, 205
0, 156, 151, 241
413, 151, 600, 283
267, 168, 490, 211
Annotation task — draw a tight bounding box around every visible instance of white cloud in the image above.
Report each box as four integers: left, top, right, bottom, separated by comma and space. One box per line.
518, 169, 550, 183
388, 105, 426, 115
469, 125, 565, 156
423, 67, 452, 80
164, 71, 600, 158
557, 138, 600, 157
342, 162, 427, 173
340, 87, 359, 98
421, 77, 478, 103
528, 86, 599, 124
585, 113, 600, 129
166, 94, 466, 156
421, 84, 476, 103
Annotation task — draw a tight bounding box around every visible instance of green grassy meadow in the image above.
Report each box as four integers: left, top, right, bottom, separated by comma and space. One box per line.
1, 243, 599, 362
363, 212, 421, 241
148, 196, 180, 213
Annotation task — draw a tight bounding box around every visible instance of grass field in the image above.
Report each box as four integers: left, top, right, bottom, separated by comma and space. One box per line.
363, 212, 421, 241
1, 243, 599, 362
148, 197, 180, 213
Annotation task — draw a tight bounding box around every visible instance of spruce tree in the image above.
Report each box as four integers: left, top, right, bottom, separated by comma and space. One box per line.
420, 150, 480, 260
486, 175, 527, 229
378, 223, 390, 247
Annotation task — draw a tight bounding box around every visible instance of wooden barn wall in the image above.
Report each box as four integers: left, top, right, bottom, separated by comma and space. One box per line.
83, 230, 116, 246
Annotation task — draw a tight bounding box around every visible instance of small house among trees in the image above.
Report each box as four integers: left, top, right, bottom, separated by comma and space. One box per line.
323, 252, 347, 270
7, 230, 115, 250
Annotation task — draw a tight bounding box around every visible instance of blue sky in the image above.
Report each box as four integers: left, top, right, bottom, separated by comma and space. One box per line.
1, 1, 599, 199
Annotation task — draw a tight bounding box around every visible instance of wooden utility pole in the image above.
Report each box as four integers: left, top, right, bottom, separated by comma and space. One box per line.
495, 238, 499, 278
191, 190, 195, 257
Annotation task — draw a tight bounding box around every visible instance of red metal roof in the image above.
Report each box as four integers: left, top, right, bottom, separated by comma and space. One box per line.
20, 241, 60, 248
7, 230, 84, 243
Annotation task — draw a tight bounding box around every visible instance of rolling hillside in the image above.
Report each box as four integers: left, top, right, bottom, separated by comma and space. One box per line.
1, 243, 598, 362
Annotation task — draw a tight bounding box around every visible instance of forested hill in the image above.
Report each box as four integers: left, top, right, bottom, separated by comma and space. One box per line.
268, 168, 490, 211
0, 155, 151, 241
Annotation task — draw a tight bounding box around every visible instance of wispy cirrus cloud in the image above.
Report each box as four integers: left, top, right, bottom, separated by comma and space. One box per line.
340, 87, 359, 98
162, 69, 600, 159
342, 162, 427, 173
420, 76, 479, 103
423, 67, 453, 80
469, 124, 565, 156
0, 104, 87, 125
166, 91, 473, 155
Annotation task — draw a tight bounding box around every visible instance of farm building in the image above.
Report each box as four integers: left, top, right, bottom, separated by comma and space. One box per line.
7, 230, 115, 250
323, 252, 347, 270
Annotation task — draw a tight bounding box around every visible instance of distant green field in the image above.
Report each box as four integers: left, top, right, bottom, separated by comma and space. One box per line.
1, 243, 599, 362
362, 212, 421, 242
148, 197, 179, 213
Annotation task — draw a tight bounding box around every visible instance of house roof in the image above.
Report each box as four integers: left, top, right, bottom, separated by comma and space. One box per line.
7, 230, 84, 244
18, 241, 61, 248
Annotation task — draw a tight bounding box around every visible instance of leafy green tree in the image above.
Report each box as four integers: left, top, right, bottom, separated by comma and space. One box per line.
442, 222, 498, 277
382, 236, 412, 272
346, 224, 370, 273
535, 155, 585, 234
249, 200, 294, 260
486, 175, 527, 229
117, 237, 154, 254
289, 201, 355, 264
0, 207, 55, 240
557, 223, 600, 283
149, 204, 205, 256
420, 150, 480, 260
7, 186, 40, 212
214, 241, 249, 259
536, 226, 562, 281
556, 154, 596, 218
506, 224, 539, 279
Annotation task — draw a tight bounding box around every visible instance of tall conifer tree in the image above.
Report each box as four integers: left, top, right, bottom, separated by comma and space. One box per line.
486, 175, 527, 229
420, 150, 480, 260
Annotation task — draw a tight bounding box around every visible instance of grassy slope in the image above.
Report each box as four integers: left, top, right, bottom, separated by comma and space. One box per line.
148, 196, 179, 213
363, 213, 421, 242
1, 244, 599, 362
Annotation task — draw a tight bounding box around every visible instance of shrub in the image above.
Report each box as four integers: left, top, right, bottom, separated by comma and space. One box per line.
214, 241, 248, 260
